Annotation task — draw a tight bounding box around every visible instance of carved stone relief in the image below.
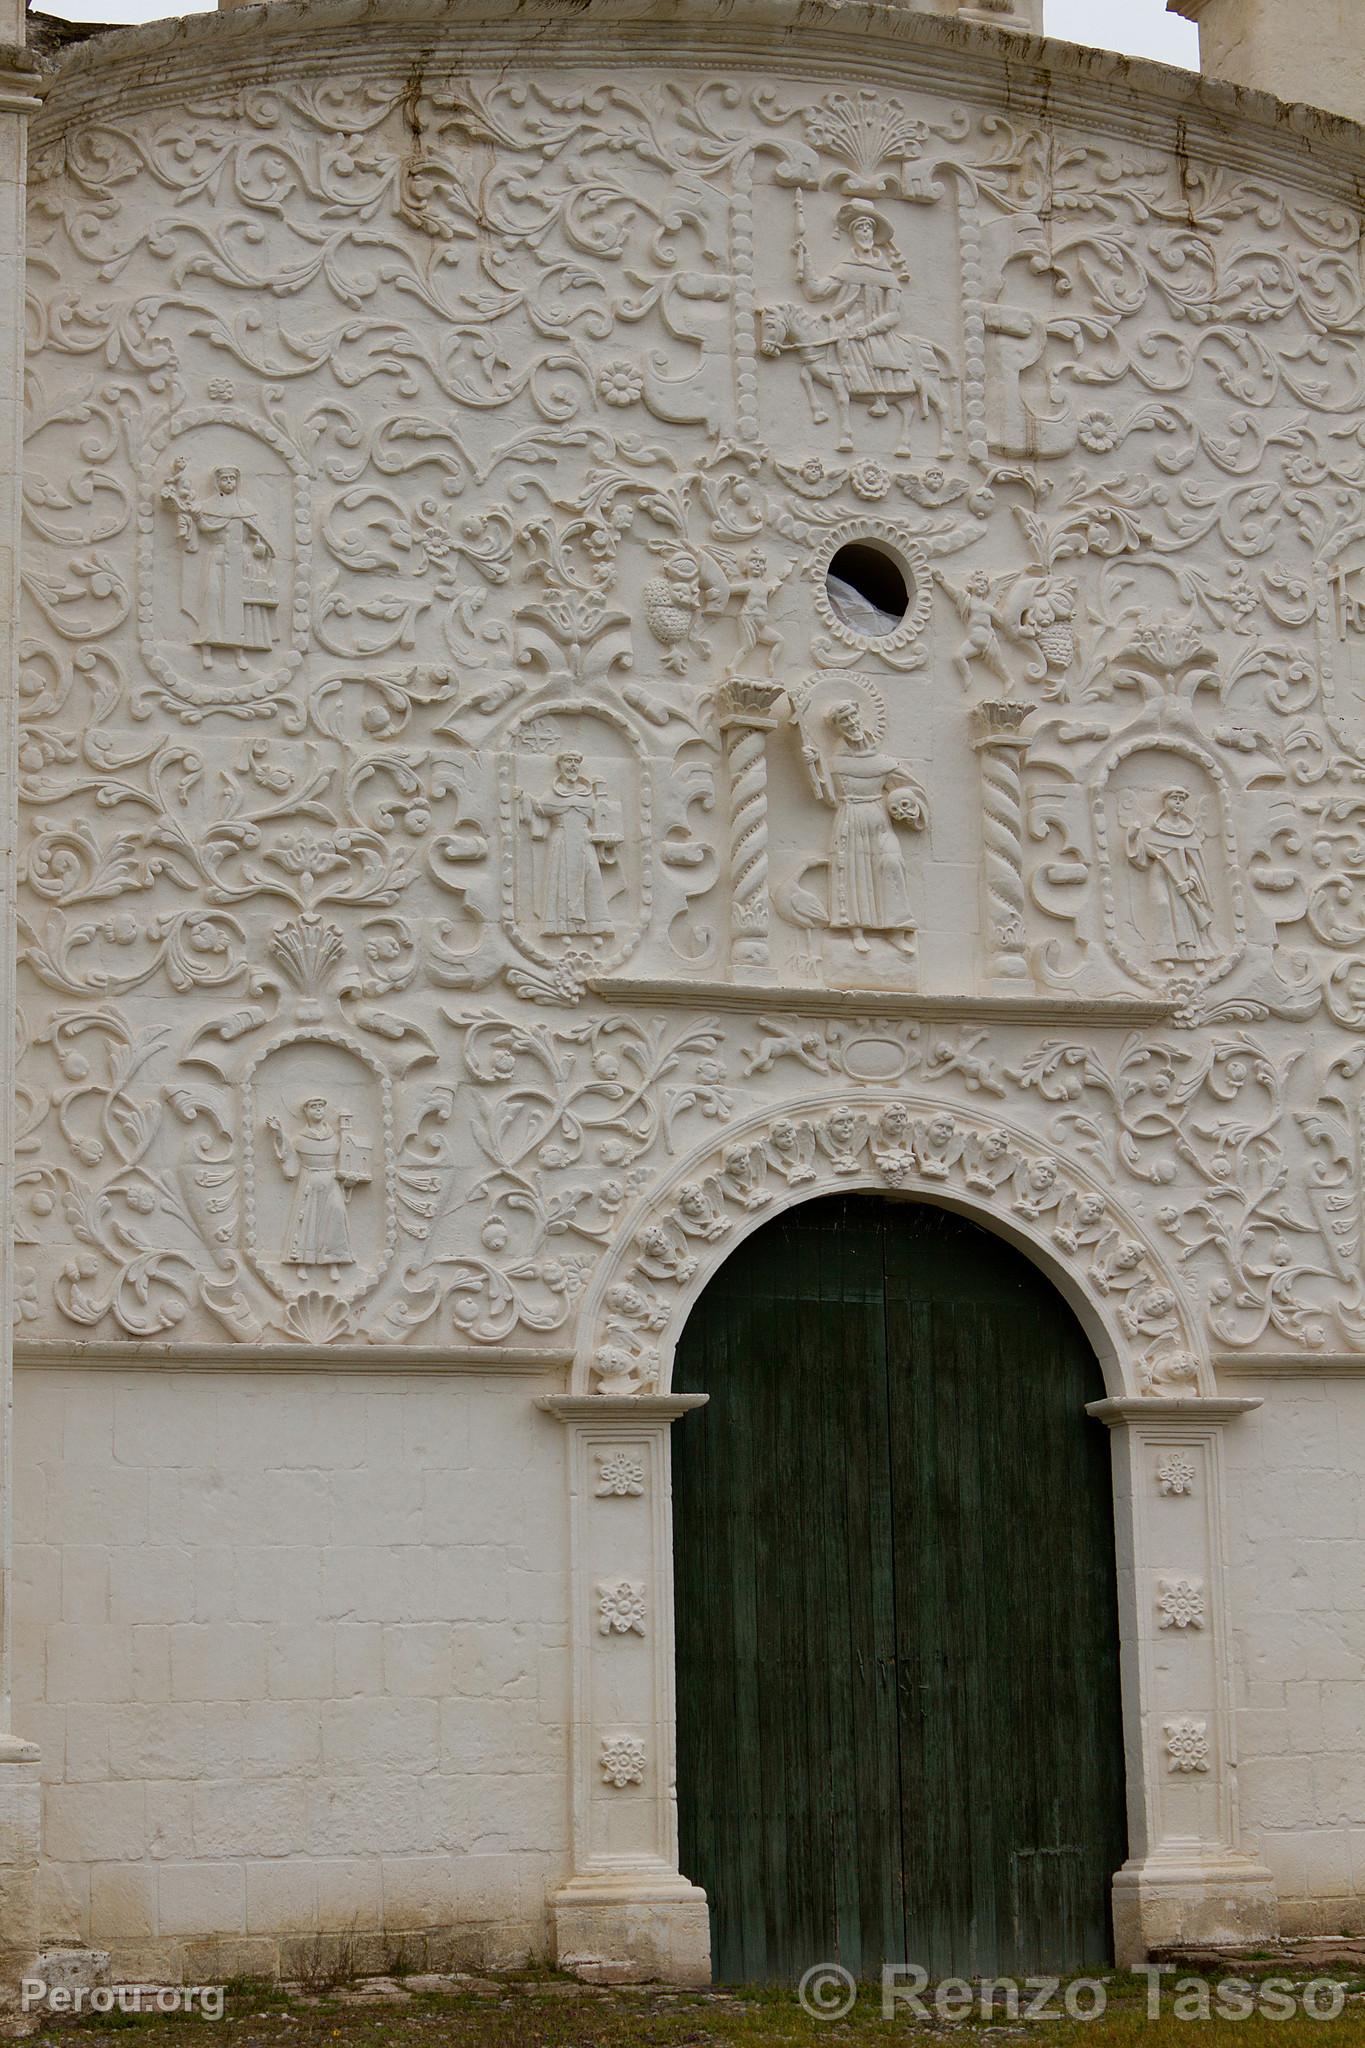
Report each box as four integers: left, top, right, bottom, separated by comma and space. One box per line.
14, 25, 1365, 1387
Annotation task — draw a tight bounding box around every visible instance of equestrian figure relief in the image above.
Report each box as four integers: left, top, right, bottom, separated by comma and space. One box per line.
760, 198, 954, 458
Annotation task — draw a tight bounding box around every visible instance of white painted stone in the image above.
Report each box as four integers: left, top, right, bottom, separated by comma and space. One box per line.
1171, 0, 1365, 124
0, 0, 1363, 1989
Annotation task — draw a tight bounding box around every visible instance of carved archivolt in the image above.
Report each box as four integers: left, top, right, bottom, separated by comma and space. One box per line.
576, 1094, 1205, 1401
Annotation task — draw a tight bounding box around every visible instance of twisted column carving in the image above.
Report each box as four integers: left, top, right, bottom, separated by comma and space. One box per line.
719, 679, 784, 975
972, 698, 1032, 984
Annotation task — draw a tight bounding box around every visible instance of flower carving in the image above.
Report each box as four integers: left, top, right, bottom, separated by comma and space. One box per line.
1165, 1718, 1211, 1774
1157, 1451, 1197, 1497
1157, 1576, 1206, 1630
600, 1736, 646, 1788
596, 361, 643, 408
597, 1579, 647, 1636
595, 1451, 646, 1499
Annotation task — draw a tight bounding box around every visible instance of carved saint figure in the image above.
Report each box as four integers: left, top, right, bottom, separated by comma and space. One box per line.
1123, 785, 1218, 964
524, 750, 623, 939
804, 698, 927, 954
164, 460, 278, 669
760, 200, 953, 457
267, 1097, 370, 1278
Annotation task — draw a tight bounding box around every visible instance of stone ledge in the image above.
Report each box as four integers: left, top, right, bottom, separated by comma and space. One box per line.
590, 975, 1175, 1023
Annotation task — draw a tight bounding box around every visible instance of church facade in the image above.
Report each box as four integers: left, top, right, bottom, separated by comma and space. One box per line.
0, 0, 1363, 1988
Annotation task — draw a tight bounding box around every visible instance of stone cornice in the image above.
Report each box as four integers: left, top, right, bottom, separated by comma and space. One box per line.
14, 1338, 572, 1374
1214, 1352, 1365, 1375
538, 1394, 709, 1421
590, 976, 1175, 1025
27, 0, 1365, 204
1087, 1396, 1262, 1425
0, 47, 45, 112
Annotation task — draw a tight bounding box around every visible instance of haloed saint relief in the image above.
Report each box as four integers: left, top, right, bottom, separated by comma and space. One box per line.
241, 1037, 392, 1310
1094, 745, 1238, 991
140, 418, 307, 717
786, 679, 928, 961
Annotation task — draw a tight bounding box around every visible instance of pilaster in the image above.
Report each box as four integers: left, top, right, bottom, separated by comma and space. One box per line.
538, 1396, 711, 1985
1089, 1397, 1279, 1961
0, 0, 45, 1987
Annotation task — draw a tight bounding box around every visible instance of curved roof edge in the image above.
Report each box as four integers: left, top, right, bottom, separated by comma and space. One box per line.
27, 0, 1365, 199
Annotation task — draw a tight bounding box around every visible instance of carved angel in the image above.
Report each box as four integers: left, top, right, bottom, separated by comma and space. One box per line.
719, 1142, 773, 1211
766, 1117, 818, 1187
817, 1105, 870, 1174
912, 1113, 964, 1182
1051, 1189, 1110, 1257
673, 1179, 732, 1243
634, 1220, 697, 1286
1010, 1155, 1065, 1223
933, 565, 1015, 692
960, 1126, 1018, 1195
872, 1104, 916, 1184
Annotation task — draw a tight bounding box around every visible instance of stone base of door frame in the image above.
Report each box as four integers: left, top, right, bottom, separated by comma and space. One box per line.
0, 1741, 43, 1989
1112, 1857, 1280, 1965
550, 1878, 711, 1986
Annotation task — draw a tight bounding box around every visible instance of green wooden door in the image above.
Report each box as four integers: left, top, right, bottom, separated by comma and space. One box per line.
672, 1195, 1127, 1985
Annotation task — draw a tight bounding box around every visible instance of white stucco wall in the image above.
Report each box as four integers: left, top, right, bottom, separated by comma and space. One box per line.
1223, 1379, 1365, 1935
7, 0, 1365, 1979
12, 1370, 569, 1975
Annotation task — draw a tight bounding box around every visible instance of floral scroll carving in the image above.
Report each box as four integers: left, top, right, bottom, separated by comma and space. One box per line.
14, 20, 1365, 1385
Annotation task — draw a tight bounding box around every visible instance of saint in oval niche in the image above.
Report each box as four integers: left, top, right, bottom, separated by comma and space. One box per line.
517, 735, 629, 948
248, 1043, 382, 1297
1121, 784, 1220, 967
162, 454, 281, 670
266, 1097, 373, 1282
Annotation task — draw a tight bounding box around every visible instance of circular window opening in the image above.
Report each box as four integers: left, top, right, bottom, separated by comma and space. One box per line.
825, 540, 911, 639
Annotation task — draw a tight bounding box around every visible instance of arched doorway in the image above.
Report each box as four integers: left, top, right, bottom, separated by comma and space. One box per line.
672, 1194, 1128, 1985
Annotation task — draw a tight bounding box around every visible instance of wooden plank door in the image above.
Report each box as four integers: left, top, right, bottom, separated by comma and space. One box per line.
672, 1199, 904, 1984
881, 1202, 1128, 1978
672, 1193, 1127, 1985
